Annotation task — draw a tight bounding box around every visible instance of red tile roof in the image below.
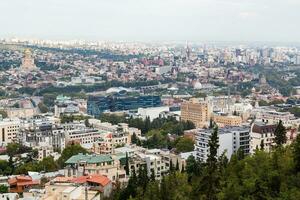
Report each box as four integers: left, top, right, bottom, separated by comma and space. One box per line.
71, 175, 111, 187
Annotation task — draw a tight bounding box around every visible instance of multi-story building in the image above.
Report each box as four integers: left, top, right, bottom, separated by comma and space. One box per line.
250, 122, 277, 153
39, 175, 112, 199
20, 123, 65, 152
64, 153, 127, 182
255, 110, 300, 128
195, 126, 250, 161
0, 118, 20, 146
212, 114, 242, 127
87, 90, 161, 117
93, 129, 131, 154
54, 95, 80, 117
65, 128, 109, 148
181, 98, 211, 128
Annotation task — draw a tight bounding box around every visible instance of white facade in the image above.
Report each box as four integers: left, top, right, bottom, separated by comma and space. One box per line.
137, 106, 169, 121
195, 126, 250, 161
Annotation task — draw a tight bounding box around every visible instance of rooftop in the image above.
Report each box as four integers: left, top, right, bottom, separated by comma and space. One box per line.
65, 153, 113, 164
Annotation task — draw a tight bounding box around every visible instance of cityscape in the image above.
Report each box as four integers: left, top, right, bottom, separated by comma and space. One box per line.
1, 0, 300, 200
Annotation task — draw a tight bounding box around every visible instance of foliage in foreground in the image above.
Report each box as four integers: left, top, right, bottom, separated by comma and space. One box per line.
107, 130, 300, 200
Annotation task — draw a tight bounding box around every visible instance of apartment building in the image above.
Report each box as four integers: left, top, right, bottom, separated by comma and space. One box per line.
64, 153, 127, 182
212, 114, 242, 127
0, 118, 20, 146
181, 98, 211, 128
250, 122, 277, 153
195, 126, 250, 161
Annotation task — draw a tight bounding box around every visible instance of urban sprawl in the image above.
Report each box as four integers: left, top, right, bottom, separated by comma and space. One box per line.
0, 38, 300, 199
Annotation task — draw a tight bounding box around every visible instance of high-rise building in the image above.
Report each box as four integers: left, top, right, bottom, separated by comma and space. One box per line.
180, 98, 211, 128
20, 49, 38, 72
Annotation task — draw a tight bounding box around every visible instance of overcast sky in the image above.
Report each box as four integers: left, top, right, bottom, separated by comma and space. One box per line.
1, 0, 300, 42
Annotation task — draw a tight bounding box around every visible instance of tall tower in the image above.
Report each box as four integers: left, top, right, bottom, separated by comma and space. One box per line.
20, 49, 37, 72
185, 42, 191, 61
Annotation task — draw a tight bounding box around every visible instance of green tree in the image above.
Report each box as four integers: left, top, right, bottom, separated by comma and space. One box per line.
175, 137, 195, 153
274, 120, 287, 147
57, 144, 87, 167
0, 185, 8, 193
0, 110, 8, 118
260, 139, 265, 150
125, 152, 130, 176
200, 125, 220, 200
38, 102, 49, 113
293, 135, 300, 172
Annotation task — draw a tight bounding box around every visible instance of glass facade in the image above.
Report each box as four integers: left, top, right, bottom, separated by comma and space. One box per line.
87, 94, 161, 117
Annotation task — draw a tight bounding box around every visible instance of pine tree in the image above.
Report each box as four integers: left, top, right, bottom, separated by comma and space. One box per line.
175, 159, 179, 171
293, 135, 300, 172
200, 125, 220, 200
209, 118, 214, 129
260, 139, 265, 150
125, 152, 130, 176
181, 163, 185, 173
274, 120, 287, 147
169, 159, 174, 172
150, 169, 156, 181
237, 148, 245, 160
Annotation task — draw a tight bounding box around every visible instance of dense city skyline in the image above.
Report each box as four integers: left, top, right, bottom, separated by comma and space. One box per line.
1, 0, 300, 42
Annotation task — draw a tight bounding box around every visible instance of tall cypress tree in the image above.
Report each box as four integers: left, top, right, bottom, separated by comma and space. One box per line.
199, 125, 220, 200
293, 135, 300, 172
260, 139, 265, 150
175, 159, 179, 171
125, 152, 130, 176
274, 120, 287, 147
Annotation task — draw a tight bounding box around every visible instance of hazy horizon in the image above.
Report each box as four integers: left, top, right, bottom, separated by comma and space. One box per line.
1, 0, 300, 43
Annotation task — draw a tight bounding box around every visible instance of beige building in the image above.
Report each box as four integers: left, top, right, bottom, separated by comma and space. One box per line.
0, 118, 20, 146
5, 108, 38, 119
64, 153, 127, 183
20, 49, 38, 72
250, 123, 276, 153
212, 114, 242, 127
181, 98, 211, 128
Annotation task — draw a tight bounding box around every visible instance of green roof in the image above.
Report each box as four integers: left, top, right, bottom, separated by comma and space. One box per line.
65, 153, 113, 164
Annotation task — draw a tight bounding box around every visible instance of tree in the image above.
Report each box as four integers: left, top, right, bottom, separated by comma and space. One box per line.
84, 118, 90, 128
38, 102, 49, 113
57, 144, 88, 167
175, 159, 180, 171
150, 169, 156, 181
199, 125, 220, 200
137, 164, 149, 194
274, 120, 287, 147
0, 185, 8, 193
260, 139, 265, 150
0, 110, 8, 118
125, 152, 130, 176
169, 160, 174, 172
209, 118, 214, 129
293, 135, 300, 172
175, 137, 194, 153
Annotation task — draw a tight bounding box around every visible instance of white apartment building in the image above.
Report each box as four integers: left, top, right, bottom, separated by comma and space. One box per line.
65, 128, 109, 148
253, 108, 300, 128
195, 126, 250, 161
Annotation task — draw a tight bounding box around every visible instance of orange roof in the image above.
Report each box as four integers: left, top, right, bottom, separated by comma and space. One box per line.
17, 180, 40, 186
87, 175, 111, 186
72, 175, 111, 187
8, 176, 39, 186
